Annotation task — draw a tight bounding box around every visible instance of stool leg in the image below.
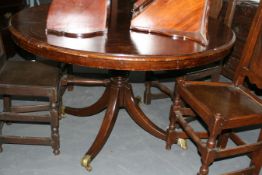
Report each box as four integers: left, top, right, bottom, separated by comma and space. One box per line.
3, 95, 11, 112
58, 84, 67, 119
3, 95, 11, 125
1, 95, 12, 152
50, 101, 60, 155
0, 121, 3, 152
251, 129, 262, 174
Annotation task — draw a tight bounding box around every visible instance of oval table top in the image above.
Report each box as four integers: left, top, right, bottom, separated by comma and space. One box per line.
9, 4, 235, 71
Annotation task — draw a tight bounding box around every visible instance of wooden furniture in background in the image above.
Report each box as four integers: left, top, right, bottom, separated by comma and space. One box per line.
166, 1, 262, 174
143, 0, 236, 104
222, 0, 260, 79
9, 2, 235, 171
0, 0, 26, 58
0, 33, 65, 155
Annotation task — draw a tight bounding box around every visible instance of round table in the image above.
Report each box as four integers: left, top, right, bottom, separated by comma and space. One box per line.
9, 3, 235, 171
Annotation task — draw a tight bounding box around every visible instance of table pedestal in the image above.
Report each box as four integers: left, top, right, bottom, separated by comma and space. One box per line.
65, 72, 167, 171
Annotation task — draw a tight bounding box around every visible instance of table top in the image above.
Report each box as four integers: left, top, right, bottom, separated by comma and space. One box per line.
9, 3, 235, 71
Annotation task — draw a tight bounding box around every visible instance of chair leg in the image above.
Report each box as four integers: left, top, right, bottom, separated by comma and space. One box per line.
250, 129, 262, 174
216, 131, 230, 149
1, 95, 11, 152
50, 101, 60, 155
144, 81, 152, 104
0, 121, 3, 152
166, 106, 177, 150
210, 66, 221, 82
3, 95, 11, 112
198, 114, 223, 175
3, 95, 12, 125
166, 85, 181, 149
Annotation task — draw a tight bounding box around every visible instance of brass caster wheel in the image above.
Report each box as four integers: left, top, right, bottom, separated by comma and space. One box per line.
81, 155, 92, 172
60, 106, 66, 118
177, 138, 188, 150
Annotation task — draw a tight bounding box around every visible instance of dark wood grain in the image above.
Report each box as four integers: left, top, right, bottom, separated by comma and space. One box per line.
131, 0, 210, 45
46, 0, 109, 36
9, 4, 235, 71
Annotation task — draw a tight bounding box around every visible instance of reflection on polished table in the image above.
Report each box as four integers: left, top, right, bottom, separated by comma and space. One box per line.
9, 1, 235, 171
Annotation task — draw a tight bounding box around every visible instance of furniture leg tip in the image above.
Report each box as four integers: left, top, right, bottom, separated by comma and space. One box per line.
81, 155, 92, 172
166, 146, 171, 150
60, 106, 66, 118
53, 149, 60, 155
177, 138, 188, 150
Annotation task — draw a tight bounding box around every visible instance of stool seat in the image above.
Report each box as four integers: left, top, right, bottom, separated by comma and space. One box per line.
0, 60, 60, 88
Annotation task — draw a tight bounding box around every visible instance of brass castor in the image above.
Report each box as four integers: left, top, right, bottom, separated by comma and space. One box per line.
60, 105, 66, 119
177, 138, 188, 150
81, 155, 92, 172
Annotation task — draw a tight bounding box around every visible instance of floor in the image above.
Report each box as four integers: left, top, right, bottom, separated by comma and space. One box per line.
0, 79, 261, 175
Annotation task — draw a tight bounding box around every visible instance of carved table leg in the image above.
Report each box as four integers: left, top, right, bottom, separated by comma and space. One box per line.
81, 84, 120, 171
124, 84, 166, 141
66, 71, 167, 171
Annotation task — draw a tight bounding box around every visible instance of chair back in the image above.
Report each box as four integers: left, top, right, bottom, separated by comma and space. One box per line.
234, 1, 262, 88
209, 0, 236, 27
0, 33, 6, 69
209, 0, 223, 19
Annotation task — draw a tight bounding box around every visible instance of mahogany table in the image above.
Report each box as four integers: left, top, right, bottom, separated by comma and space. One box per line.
9, 2, 235, 171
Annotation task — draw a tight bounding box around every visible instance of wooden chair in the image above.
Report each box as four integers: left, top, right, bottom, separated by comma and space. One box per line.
0, 33, 65, 155
143, 0, 236, 104
166, 1, 262, 174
